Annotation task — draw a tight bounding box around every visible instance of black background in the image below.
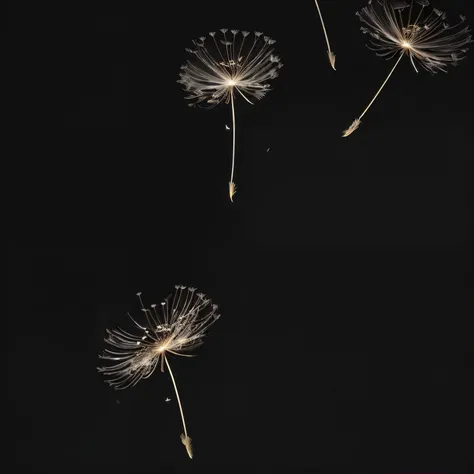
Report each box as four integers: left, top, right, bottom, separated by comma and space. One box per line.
8, 0, 473, 473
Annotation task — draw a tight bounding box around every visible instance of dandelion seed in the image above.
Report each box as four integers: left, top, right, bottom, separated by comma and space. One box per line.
343, 0, 472, 137
342, 118, 361, 137
178, 30, 282, 201
313, 0, 337, 70
97, 286, 221, 459
229, 180, 237, 202
181, 433, 193, 459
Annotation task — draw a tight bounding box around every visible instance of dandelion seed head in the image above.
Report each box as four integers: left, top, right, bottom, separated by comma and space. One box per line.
97, 286, 220, 390
178, 29, 282, 108
357, 0, 472, 73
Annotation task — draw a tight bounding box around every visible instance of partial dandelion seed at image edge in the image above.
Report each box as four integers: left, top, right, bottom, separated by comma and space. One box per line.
342, 0, 472, 137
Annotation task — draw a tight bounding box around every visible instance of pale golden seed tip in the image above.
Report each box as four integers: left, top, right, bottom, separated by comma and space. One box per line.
181, 434, 193, 459
328, 51, 336, 71
229, 181, 237, 202
342, 119, 361, 138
